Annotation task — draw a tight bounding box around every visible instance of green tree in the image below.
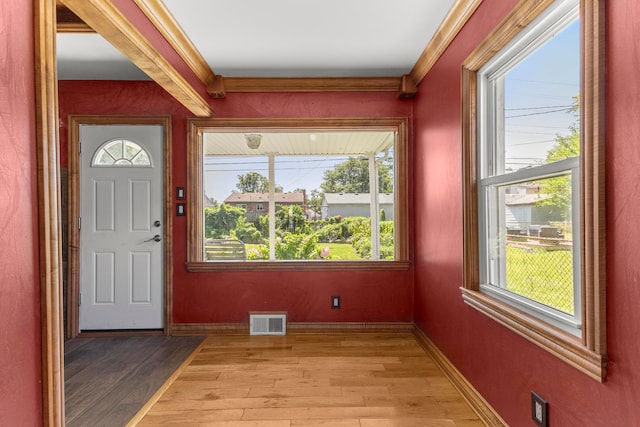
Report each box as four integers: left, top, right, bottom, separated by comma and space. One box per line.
204, 203, 246, 238
537, 96, 580, 217
321, 157, 392, 194
236, 172, 269, 193
236, 172, 283, 193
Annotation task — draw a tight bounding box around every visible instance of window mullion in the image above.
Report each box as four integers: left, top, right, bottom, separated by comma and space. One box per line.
268, 154, 276, 260
494, 75, 506, 176
481, 157, 580, 187
369, 154, 380, 260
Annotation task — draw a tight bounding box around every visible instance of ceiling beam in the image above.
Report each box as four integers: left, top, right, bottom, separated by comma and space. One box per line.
61, 0, 212, 117
218, 77, 407, 95
409, 0, 484, 86
133, 0, 226, 98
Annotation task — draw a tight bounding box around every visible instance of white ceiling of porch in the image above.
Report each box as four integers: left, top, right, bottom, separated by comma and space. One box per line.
203, 131, 395, 156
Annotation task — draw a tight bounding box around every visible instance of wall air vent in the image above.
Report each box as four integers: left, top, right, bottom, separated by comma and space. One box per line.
249, 312, 287, 336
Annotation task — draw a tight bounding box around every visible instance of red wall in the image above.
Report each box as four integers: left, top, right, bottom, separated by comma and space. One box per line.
58, 82, 414, 325
413, 0, 640, 425
0, 1, 43, 425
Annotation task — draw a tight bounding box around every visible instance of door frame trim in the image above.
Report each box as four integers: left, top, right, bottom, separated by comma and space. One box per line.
67, 115, 173, 338
35, 0, 64, 424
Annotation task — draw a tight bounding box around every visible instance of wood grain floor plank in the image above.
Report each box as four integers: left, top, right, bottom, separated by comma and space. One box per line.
290, 421, 359, 427
246, 386, 342, 398
136, 409, 245, 425
241, 406, 397, 420
360, 419, 457, 427
150, 396, 365, 412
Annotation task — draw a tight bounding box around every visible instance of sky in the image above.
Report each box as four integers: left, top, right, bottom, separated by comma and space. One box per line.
503, 18, 580, 171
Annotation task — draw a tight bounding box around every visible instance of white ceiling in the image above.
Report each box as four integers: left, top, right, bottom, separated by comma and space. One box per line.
203, 131, 395, 156
57, 33, 151, 80
57, 0, 456, 80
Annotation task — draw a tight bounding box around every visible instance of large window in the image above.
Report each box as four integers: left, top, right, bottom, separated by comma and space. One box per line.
187, 118, 409, 271
462, 0, 606, 380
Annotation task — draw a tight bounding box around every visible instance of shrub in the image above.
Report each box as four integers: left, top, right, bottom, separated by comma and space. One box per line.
350, 219, 394, 259
258, 214, 270, 237
275, 204, 308, 234
314, 222, 349, 243
380, 221, 395, 259
275, 233, 320, 260
204, 204, 245, 238
231, 216, 262, 244
246, 245, 269, 260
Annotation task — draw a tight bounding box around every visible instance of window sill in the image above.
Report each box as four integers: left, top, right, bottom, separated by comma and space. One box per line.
460, 288, 606, 382
186, 260, 410, 272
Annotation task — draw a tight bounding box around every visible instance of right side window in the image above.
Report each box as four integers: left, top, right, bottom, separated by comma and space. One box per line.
478, 3, 581, 333
462, 0, 606, 381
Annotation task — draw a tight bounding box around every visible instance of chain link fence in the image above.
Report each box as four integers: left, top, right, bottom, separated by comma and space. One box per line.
505, 225, 574, 314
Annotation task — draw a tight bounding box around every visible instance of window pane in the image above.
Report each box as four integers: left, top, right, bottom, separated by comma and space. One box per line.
499, 19, 580, 174
132, 150, 151, 165
202, 131, 395, 262
94, 151, 115, 165
125, 141, 142, 160
92, 139, 151, 167
487, 175, 575, 315
105, 139, 123, 159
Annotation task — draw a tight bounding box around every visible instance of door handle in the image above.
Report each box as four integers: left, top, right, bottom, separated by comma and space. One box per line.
145, 234, 162, 243
154, 220, 161, 227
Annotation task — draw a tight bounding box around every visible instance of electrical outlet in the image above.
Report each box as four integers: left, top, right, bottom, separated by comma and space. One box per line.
531, 391, 548, 427
331, 295, 340, 309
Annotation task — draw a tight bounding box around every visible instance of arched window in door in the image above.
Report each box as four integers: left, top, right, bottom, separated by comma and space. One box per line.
92, 139, 152, 167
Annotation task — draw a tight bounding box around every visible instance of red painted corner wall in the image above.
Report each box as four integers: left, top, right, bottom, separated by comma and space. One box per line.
58, 83, 414, 324
413, 0, 640, 425
0, 1, 43, 425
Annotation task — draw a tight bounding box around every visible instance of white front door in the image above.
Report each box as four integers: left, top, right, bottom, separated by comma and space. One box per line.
79, 125, 164, 330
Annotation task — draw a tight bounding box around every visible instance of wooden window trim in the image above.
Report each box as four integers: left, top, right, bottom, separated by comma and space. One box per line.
186, 117, 410, 272
461, 0, 606, 381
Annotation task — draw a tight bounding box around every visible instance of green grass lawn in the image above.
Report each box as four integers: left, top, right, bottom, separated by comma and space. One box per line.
505, 246, 574, 314
320, 243, 361, 260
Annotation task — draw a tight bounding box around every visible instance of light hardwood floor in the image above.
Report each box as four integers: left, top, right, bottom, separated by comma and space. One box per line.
133, 333, 484, 426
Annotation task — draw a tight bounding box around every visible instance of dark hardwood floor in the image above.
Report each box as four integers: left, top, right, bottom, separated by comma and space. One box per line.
64, 335, 204, 427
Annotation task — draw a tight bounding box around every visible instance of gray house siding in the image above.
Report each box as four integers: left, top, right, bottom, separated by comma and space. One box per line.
321, 193, 394, 220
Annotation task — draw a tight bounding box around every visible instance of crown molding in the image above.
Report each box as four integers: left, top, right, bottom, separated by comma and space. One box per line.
219, 76, 406, 95
410, 0, 484, 85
